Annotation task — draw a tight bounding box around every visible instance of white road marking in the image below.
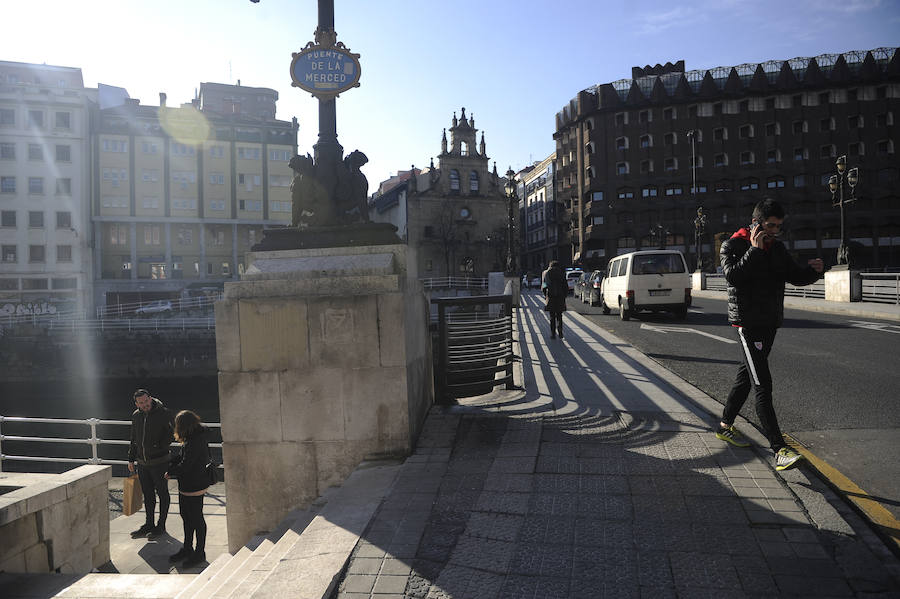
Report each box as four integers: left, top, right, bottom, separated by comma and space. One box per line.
848, 320, 900, 335
639, 322, 737, 344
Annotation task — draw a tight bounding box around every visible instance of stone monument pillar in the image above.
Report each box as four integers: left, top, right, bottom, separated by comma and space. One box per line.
215, 244, 433, 550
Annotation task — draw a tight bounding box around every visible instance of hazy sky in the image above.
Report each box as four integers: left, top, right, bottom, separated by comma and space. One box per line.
5, 0, 899, 187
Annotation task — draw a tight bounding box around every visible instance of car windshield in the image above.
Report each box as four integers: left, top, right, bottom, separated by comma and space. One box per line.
632, 254, 685, 275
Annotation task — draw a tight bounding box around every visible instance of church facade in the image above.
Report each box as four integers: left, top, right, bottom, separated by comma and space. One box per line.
371, 108, 515, 279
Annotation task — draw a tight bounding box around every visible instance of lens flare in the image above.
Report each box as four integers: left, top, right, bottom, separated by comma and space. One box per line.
159, 107, 211, 146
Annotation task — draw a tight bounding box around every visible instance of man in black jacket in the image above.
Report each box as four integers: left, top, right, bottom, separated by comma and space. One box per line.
128, 389, 174, 538
716, 199, 823, 472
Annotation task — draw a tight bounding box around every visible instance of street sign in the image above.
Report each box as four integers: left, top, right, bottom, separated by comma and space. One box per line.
290, 45, 361, 98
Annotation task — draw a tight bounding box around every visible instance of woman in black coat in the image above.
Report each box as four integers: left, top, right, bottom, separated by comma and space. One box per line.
542, 261, 568, 339
165, 410, 210, 568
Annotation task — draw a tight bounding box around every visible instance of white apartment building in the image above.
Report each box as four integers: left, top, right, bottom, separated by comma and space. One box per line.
0, 61, 92, 316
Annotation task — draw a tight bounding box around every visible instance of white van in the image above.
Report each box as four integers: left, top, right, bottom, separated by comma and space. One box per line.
600, 250, 691, 320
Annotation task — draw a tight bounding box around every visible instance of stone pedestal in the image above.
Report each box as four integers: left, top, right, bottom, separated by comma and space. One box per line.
215, 244, 433, 550
825, 266, 861, 302
692, 271, 707, 291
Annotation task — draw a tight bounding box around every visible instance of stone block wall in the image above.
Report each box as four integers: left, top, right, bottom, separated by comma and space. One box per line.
0, 465, 111, 573
216, 244, 433, 550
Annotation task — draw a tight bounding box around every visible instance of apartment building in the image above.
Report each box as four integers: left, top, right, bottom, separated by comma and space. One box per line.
0, 61, 93, 315
92, 85, 297, 308
521, 152, 568, 274
555, 47, 900, 269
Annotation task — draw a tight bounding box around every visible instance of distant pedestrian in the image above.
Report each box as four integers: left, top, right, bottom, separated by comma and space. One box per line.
165, 409, 211, 568
542, 260, 568, 339
127, 389, 174, 540
716, 198, 824, 471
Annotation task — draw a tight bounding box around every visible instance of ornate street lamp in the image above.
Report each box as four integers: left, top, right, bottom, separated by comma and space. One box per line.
693, 207, 708, 272
650, 223, 668, 249
504, 168, 518, 275
826, 155, 859, 267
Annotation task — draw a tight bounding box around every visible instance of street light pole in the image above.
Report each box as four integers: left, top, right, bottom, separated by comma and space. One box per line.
827, 155, 859, 267
504, 168, 518, 275
693, 207, 708, 272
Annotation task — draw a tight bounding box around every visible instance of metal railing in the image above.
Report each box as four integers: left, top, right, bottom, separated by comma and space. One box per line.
860, 273, 900, 304
420, 277, 489, 290
96, 294, 222, 319
432, 295, 515, 403
0, 415, 222, 470
704, 274, 825, 298
45, 317, 216, 333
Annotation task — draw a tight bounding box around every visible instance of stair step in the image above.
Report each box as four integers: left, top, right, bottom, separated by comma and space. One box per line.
190, 546, 255, 599
219, 539, 276, 599
0, 573, 196, 599
174, 552, 233, 599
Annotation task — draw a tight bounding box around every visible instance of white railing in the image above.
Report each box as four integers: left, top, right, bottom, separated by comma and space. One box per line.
704, 274, 825, 298
96, 294, 222, 319
420, 277, 489, 290
860, 273, 900, 304
0, 415, 221, 469
44, 317, 216, 333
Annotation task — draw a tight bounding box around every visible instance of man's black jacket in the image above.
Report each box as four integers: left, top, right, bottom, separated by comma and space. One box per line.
720, 228, 822, 328
128, 398, 174, 466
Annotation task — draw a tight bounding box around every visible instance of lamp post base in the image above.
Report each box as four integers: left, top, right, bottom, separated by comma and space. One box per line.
825, 265, 861, 302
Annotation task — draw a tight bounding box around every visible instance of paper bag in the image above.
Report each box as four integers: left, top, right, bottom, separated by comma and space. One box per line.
123, 474, 143, 516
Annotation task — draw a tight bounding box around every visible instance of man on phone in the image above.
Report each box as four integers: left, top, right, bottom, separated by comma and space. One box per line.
715, 199, 824, 471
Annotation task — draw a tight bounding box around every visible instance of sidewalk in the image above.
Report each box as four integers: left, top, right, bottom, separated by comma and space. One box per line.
333, 293, 900, 598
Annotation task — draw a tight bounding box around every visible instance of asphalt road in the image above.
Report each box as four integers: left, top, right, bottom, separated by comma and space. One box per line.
565, 292, 900, 523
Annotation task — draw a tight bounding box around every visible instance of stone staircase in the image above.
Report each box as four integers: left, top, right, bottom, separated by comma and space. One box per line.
0, 461, 400, 599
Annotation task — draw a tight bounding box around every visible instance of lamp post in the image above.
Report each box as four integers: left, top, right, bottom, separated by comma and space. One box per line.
504, 167, 518, 275
826, 155, 859, 267
650, 223, 668, 249
693, 207, 708, 272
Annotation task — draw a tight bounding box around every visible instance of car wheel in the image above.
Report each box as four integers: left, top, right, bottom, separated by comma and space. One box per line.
619, 299, 631, 321
601, 298, 611, 315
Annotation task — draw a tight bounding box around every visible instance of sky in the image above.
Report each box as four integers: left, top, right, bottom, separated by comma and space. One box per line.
4, 0, 899, 188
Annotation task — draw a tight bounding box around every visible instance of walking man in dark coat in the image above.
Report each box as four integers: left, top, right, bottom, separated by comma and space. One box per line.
128, 388, 175, 539
542, 260, 568, 339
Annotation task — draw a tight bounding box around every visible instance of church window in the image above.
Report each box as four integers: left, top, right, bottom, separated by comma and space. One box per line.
469, 171, 479, 193
449, 170, 460, 193
461, 141, 468, 156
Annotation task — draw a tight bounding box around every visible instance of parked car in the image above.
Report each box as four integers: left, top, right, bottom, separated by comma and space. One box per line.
135, 300, 173, 315
565, 269, 584, 295
600, 250, 691, 320
573, 272, 588, 300
580, 270, 606, 306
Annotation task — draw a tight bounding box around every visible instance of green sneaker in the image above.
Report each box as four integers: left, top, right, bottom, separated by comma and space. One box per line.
775, 447, 804, 471
715, 424, 750, 448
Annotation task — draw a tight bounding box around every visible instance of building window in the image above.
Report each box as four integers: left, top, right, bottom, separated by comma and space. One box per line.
640, 160, 653, 174
766, 149, 780, 163
664, 132, 676, 146
713, 127, 727, 141
765, 122, 779, 136
876, 113, 893, 128
585, 141, 595, 154
585, 166, 596, 179
688, 105, 698, 118
29, 245, 46, 263
641, 186, 658, 198
664, 157, 677, 171
766, 177, 785, 189
792, 94, 803, 108
144, 225, 161, 245
28, 144, 42, 160
617, 188, 634, 200
27, 110, 44, 128
615, 136, 628, 150
714, 153, 728, 167
713, 102, 723, 115
876, 140, 894, 155
739, 100, 749, 113
819, 118, 834, 132
615, 112, 627, 126
665, 184, 683, 196
0, 108, 14, 126
638, 110, 650, 124
1, 142, 15, 160
793, 174, 807, 187
640, 134, 652, 148
792, 120, 806, 134
56, 178, 71, 195
765, 97, 776, 110
2, 245, 17, 262
740, 178, 759, 191
449, 169, 460, 192
616, 162, 629, 175
469, 170, 479, 193
56, 211, 71, 229
848, 115, 862, 129
793, 147, 807, 161
1, 211, 15, 227
54, 144, 70, 162
739, 124, 754, 138
739, 151, 754, 165
876, 86, 887, 99
28, 177, 43, 194
1, 176, 16, 193
819, 145, 835, 159
714, 180, 732, 193
848, 142, 864, 157
691, 182, 708, 194
663, 107, 674, 120
28, 211, 43, 228
57, 245, 72, 262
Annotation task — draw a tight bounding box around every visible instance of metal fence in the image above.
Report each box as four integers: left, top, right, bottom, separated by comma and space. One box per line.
421, 277, 489, 290
0, 415, 222, 471
860, 273, 900, 304
432, 295, 515, 403
96, 294, 221, 319
704, 274, 825, 298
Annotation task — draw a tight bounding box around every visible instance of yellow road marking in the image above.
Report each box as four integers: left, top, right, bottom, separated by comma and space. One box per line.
785, 434, 900, 552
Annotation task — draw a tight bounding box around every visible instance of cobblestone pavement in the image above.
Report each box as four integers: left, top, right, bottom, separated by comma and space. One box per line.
335, 295, 900, 598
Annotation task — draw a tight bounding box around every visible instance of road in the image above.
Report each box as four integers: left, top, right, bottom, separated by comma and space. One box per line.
564, 292, 900, 523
